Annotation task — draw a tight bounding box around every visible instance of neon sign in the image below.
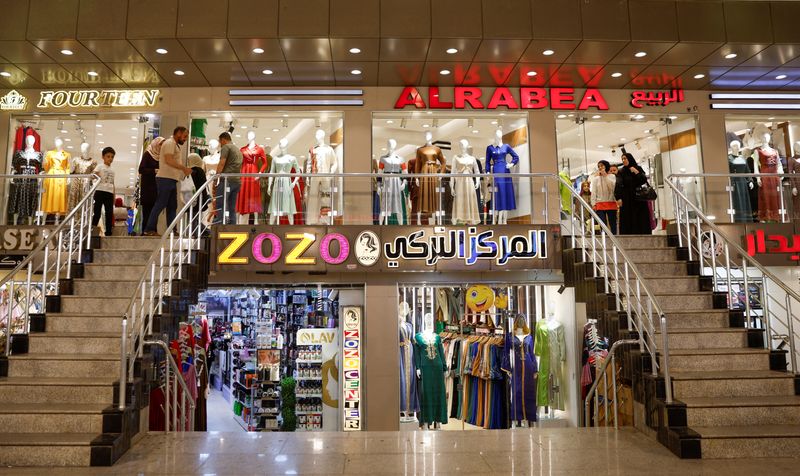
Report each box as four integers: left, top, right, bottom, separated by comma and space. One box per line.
0, 90, 27, 111
342, 306, 362, 431
394, 86, 609, 110
37, 89, 160, 108
746, 230, 800, 261
630, 89, 684, 108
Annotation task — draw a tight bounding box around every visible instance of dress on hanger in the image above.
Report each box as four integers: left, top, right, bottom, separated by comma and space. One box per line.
486, 144, 520, 211
413, 332, 447, 425
545, 321, 567, 411
451, 155, 481, 225
68, 156, 97, 211
237, 145, 267, 215
414, 146, 446, 214
268, 156, 300, 217
729, 154, 754, 223
757, 147, 781, 222
501, 332, 538, 423
533, 319, 551, 407
399, 322, 420, 414
379, 155, 407, 223
42, 150, 71, 214
8, 150, 42, 219
787, 155, 800, 220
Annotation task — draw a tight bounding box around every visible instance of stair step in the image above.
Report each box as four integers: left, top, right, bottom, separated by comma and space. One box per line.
627, 276, 699, 293
695, 425, 800, 458
614, 235, 670, 249
72, 280, 140, 298
0, 403, 107, 433
671, 370, 794, 398
45, 314, 124, 333
0, 377, 115, 404
664, 310, 730, 329
0, 433, 94, 466
100, 236, 161, 251
82, 264, 145, 280
91, 248, 153, 265
8, 353, 119, 378
57, 297, 130, 314
668, 348, 771, 372
658, 328, 747, 350
611, 261, 688, 278
650, 292, 714, 312
684, 396, 800, 428
28, 332, 120, 354
624, 248, 677, 263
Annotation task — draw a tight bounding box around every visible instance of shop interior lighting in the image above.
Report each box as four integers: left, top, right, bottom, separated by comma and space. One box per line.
591, 115, 601, 119
252, 48, 264, 54
439, 69, 451, 75
60, 49, 73, 55
611, 72, 622, 78
446, 48, 458, 54
349, 47, 361, 54
542, 49, 554, 56
174, 70, 185, 76
668, 115, 678, 120
526, 71, 537, 77
262, 69, 274, 75
556, 114, 566, 119
64, 138, 71, 142
634, 51, 647, 58
710, 103, 800, 110
350, 69, 362, 75
422, 123, 430, 128
386, 120, 394, 124
240, 125, 247, 129
693, 73, 705, 79
711, 93, 800, 100
272, 128, 279, 132
776, 74, 788, 80
156, 48, 168, 55
596, 145, 604, 148
725, 53, 738, 59
0, 72, 11, 77
87, 71, 98, 77
472, 129, 479, 134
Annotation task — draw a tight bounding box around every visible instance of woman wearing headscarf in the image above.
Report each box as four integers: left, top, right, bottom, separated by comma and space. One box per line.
137, 137, 164, 232
614, 153, 651, 235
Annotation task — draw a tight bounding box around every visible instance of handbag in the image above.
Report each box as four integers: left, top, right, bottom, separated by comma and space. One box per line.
634, 182, 657, 201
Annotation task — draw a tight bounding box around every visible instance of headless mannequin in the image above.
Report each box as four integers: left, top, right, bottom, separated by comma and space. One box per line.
416, 312, 441, 430
203, 139, 221, 178
754, 131, 784, 187
308, 129, 338, 225
450, 139, 480, 225
398, 301, 416, 423
268, 138, 299, 225
792, 140, 800, 197
242, 130, 262, 225
379, 138, 407, 225
15, 135, 39, 225
416, 131, 444, 226
46, 137, 67, 225
491, 129, 516, 225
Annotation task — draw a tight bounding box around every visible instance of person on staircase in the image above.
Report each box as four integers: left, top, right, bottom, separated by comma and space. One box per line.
614, 153, 651, 235
590, 160, 618, 234
92, 147, 116, 237
143, 127, 192, 236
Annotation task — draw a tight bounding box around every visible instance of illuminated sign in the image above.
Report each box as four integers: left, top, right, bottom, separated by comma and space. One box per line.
297, 329, 337, 345
630, 89, 684, 108
746, 229, 800, 261
394, 86, 609, 110
342, 306, 362, 431
37, 89, 160, 108
0, 90, 28, 111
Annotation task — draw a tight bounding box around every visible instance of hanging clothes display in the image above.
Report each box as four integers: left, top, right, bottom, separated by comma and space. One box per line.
260, 153, 273, 219
581, 321, 608, 400
451, 154, 481, 225
458, 335, 508, 429
8, 149, 43, 220
413, 332, 447, 425
544, 320, 567, 411
237, 145, 268, 215
42, 150, 71, 215
68, 155, 97, 211
558, 169, 572, 214
501, 331, 538, 423
414, 145, 446, 214
756, 147, 781, 222
399, 321, 420, 414
746, 155, 760, 222
729, 154, 754, 223
533, 319, 551, 407
486, 144, 520, 211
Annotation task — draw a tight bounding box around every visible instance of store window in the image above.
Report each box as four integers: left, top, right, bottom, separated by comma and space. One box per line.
6, 113, 160, 226
372, 112, 531, 226
190, 285, 363, 432
188, 112, 343, 225
555, 113, 702, 232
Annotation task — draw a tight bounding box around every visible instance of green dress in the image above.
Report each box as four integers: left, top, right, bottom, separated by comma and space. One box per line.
558, 170, 572, 213
534, 320, 551, 407
413, 333, 448, 425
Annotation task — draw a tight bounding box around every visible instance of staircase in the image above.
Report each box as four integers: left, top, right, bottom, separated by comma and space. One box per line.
616, 234, 800, 459
0, 236, 158, 467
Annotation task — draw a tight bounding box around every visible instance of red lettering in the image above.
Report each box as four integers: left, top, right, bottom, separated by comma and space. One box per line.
487, 87, 519, 109
394, 87, 426, 108
579, 89, 609, 110
344, 348, 360, 358
520, 88, 547, 109
345, 389, 360, 400
428, 86, 453, 109
488, 65, 514, 85
454, 87, 483, 109
550, 88, 576, 110
344, 330, 359, 338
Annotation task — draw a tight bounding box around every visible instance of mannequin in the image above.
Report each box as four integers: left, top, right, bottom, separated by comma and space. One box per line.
306, 129, 338, 225
787, 140, 800, 220
675, 167, 702, 211
450, 139, 480, 225
68, 142, 97, 212
237, 131, 267, 223
502, 314, 538, 426
42, 137, 71, 222
267, 138, 300, 225
728, 140, 754, 223
487, 129, 519, 224
753, 131, 783, 222
203, 139, 221, 178
414, 131, 446, 225
9, 134, 43, 224
379, 139, 407, 225
413, 312, 446, 429
398, 301, 419, 422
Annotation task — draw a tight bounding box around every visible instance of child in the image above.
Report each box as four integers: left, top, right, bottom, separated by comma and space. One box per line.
92, 147, 116, 236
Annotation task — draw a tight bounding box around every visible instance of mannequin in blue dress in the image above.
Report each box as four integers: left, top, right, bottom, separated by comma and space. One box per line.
486, 129, 519, 224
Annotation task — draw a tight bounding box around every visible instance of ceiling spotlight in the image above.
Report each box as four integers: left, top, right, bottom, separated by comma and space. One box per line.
60, 49, 73, 56
386, 120, 394, 124
422, 123, 430, 128
239, 125, 247, 129
439, 69, 451, 75
490, 120, 498, 125
693, 73, 705, 79
97, 133, 103, 136
0, 71, 11, 77
87, 71, 98, 77
526, 71, 537, 77
262, 69, 273, 75
129, 143, 136, 147
69, 113, 76, 117
96, 124, 102, 128
591, 115, 601, 119
64, 138, 71, 142
597, 145, 604, 149
633, 114, 644, 120
668, 115, 678, 120
776, 74, 788, 80
252, 47, 265, 54
446, 48, 458, 54
472, 130, 479, 134
98, 141, 104, 144
60, 129, 68, 133
156, 48, 168, 55
350, 69, 362, 75
174, 70, 185, 76
557, 114, 566, 119
634, 51, 647, 58
611, 72, 622, 78
130, 135, 137, 139
725, 53, 738, 59
349, 47, 361, 54
67, 145, 74, 149
272, 128, 279, 132
542, 49, 555, 56
131, 127, 138, 130
620, 137, 627, 141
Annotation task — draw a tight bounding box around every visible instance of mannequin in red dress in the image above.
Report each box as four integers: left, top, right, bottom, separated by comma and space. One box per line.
236, 131, 268, 223
754, 131, 784, 222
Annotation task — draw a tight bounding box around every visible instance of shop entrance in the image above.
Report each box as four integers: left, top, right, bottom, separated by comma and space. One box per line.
185, 284, 363, 433
397, 282, 578, 431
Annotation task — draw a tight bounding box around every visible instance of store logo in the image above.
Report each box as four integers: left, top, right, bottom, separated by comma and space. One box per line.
342, 306, 362, 431
394, 86, 609, 111
354, 231, 380, 266
745, 229, 800, 261
0, 90, 27, 111
37, 89, 160, 108
630, 89, 684, 108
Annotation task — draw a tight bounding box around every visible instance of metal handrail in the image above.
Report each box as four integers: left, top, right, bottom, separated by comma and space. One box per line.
144, 339, 196, 431
666, 177, 800, 372
583, 339, 639, 428
557, 175, 672, 406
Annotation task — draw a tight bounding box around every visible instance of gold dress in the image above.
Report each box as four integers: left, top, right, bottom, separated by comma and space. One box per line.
42, 150, 71, 215
414, 145, 445, 214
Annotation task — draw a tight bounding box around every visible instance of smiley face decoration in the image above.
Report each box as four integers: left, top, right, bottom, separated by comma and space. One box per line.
466, 285, 495, 313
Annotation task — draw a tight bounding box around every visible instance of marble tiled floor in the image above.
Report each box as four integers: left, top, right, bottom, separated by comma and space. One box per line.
1, 427, 799, 475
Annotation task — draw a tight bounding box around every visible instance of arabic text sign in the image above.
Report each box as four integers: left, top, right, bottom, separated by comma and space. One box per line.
342, 306, 362, 431
630, 89, 684, 108
745, 228, 800, 263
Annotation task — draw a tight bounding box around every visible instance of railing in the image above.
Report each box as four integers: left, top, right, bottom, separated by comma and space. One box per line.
0, 173, 99, 226
0, 175, 100, 355
557, 175, 673, 428
583, 339, 639, 428
144, 339, 196, 431
667, 177, 800, 373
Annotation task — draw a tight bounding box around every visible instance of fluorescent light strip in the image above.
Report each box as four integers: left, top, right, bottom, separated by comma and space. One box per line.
229, 99, 364, 106
229, 89, 363, 96
710, 103, 800, 110
710, 93, 800, 100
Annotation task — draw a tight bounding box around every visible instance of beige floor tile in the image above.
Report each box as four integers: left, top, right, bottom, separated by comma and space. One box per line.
343, 452, 493, 474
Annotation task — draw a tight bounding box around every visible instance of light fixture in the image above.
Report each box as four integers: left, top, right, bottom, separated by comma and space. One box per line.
597, 145, 604, 148
668, 115, 678, 120
620, 138, 627, 141
272, 128, 279, 132
129, 143, 136, 147
60, 49, 73, 56
131, 127, 138, 130
350, 69, 362, 75
235, 134, 241, 138
130, 135, 137, 139
634, 51, 647, 58
0, 71, 11, 77
542, 49, 555, 56
64, 138, 71, 142
155, 48, 168, 55
591, 115, 601, 119
446, 48, 458, 54
252, 47, 265, 54
87, 71, 98, 77
611, 72, 622, 78
768, 116, 776, 120
644, 129, 651, 133
96, 124, 102, 128
386, 120, 394, 124
98, 140, 104, 144
633, 114, 644, 120
776, 74, 788, 80
69, 113, 76, 117
60, 129, 68, 134
349, 47, 361, 54
422, 123, 430, 128
725, 53, 738, 59
439, 69, 451, 75
490, 120, 498, 124
693, 73, 705, 79
472, 130, 479, 134
240, 125, 247, 129
262, 69, 273, 75
97, 133, 103, 136
67, 145, 74, 149
174, 70, 185, 76
526, 71, 537, 77
557, 114, 566, 119
265, 137, 271, 141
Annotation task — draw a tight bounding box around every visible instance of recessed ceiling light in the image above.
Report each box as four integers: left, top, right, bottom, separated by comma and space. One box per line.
422, 124, 430, 128
0, 72, 11, 77
96, 124, 102, 128
98, 141, 104, 144
130, 135, 137, 139
693, 73, 705, 79
350, 69, 362, 75
620, 138, 627, 141
634, 51, 647, 58
156, 48, 168, 55
60, 129, 68, 133
174, 70, 185, 76
446, 48, 458, 54
131, 127, 138, 130
235, 134, 241, 138
557, 114, 566, 119
776, 74, 788, 80
768, 116, 776, 120
67, 145, 74, 149
526, 71, 537, 77
611, 72, 622, 78
386, 120, 394, 124
60, 49, 73, 56
592, 115, 601, 119
262, 69, 273, 75
725, 53, 738, 59
64, 138, 71, 142
349, 47, 361, 54
130, 143, 136, 147
69, 113, 76, 117
597, 145, 604, 148
97, 133, 103, 136
491, 120, 498, 124
252, 47, 264, 54
240, 125, 247, 129
542, 49, 555, 56
87, 71, 98, 77
472, 130, 479, 134
439, 69, 451, 75
265, 137, 271, 141
272, 128, 279, 132
668, 115, 678, 120
644, 129, 651, 133
633, 114, 644, 119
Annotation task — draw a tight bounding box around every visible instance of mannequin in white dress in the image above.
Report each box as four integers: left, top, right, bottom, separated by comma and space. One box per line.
450, 139, 480, 225
306, 129, 338, 225
203, 139, 220, 180
379, 139, 407, 225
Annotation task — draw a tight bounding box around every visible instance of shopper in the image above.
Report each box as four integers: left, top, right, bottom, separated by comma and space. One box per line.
137, 137, 163, 232
590, 160, 618, 234
143, 127, 191, 236
92, 147, 116, 237
186, 153, 208, 218
212, 132, 242, 225
614, 153, 651, 235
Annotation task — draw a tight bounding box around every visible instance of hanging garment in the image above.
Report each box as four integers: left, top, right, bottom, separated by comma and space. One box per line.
558, 169, 572, 213
399, 322, 420, 414
259, 153, 272, 220
307, 144, 338, 224
13, 126, 41, 152
757, 147, 781, 222
236, 145, 267, 215
451, 154, 481, 225
42, 150, 71, 215
379, 155, 407, 221
68, 156, 97, 211
486, 144, 520, 211
787, 156, 800, 220
414, 146, 446, 214
448, 338, 462, 418
268, 156, 300, 217
533, 320, 551, 407
8, 150, 42, 220
746, 155, 760, 222
502, 332, 538, 423
729, 154, 754, 223
546, 322, 567, 411
413, 333, 447, 425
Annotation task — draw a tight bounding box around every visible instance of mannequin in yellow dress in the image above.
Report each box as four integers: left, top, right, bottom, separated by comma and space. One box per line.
42, 137, 71, 219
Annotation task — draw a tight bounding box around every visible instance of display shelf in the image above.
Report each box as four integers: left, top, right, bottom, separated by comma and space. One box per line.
296, 359, 322, 364
295, 377, 322, 381
295, 411, 323, 415
296, 394, 322, 399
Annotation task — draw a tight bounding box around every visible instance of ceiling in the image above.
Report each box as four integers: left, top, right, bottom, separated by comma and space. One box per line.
1, 1, 800, 90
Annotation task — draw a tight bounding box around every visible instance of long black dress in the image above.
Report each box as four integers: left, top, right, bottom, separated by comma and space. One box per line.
729, 154, 753, 223
8, 150, 42, 220
614, 164, 651, 235
137, 151, 159, 231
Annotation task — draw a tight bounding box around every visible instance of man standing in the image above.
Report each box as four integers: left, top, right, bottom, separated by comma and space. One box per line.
143, 126, 191, 236
213, 132, 243, 225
